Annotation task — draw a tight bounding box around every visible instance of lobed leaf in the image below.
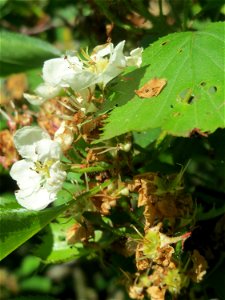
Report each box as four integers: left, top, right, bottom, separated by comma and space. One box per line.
98, 22, 225, 141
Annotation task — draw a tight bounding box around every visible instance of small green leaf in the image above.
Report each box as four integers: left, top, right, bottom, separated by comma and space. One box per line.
99, 22, 225, 141
20, 276, 52, 293
18, 255, 41, 277
0, 31, 60, 76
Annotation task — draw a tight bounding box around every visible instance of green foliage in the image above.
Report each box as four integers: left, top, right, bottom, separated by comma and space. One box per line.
18, 255, 41, 277
0, 0, 8, 11
20, 276, 52, 293
33, 220, 87, 264
0, 193, 20, 209
99, 22, 225, 141
0, 1, 225, 300
0, 204, 66, 260
93, 0, 152, 30
0, 31, 60, 76
11, 297, 56, 300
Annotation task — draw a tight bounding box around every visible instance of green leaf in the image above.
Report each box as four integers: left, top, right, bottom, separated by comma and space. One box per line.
0, 31, 60, 76
99, 22, 225, 141
33, 219, 87, 264
197, 203, 225, 221
133, 128, 161, 148
0, 205, 66, 261
20, 276, 52, 293
18, 255, 41, 277
0, 0, 8, 10
0, 193, 20, 209
0, 180, 111, 261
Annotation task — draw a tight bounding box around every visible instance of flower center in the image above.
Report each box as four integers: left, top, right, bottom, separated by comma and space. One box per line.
89, 58, 109, 74
34, 159, 54, 178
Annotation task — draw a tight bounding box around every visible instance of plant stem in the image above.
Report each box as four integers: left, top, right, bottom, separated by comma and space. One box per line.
70, 163, 112, 174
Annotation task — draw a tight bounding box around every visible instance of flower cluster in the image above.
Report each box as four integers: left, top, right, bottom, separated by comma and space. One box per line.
10, 41, 143, 210
10, 126, 66, 210
24, 41, 143, 111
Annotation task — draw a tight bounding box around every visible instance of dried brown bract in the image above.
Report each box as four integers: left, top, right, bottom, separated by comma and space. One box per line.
189, 250, 208, 283
135, 78, 167, 98
0, 130, 19, 169
0, 74, 27, 105
128, 172, 193, 230
67, 223, 92, 244
38, 98, 71, 136
91, 187, 119, 215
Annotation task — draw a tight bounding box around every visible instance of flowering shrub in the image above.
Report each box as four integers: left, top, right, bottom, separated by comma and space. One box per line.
0, 5, 224, 299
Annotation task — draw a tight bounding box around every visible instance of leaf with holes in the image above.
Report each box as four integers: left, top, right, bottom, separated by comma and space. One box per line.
98, 22, 225, 141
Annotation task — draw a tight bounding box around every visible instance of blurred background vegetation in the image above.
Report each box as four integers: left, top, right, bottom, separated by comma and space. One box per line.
0, 0, 225, 299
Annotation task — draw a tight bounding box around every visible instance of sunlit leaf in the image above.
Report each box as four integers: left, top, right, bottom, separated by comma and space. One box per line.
0, 205, 66, 260
99, 22, 225, 141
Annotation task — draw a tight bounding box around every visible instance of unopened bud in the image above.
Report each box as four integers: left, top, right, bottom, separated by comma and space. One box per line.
118, 142, 132, 152
120, 187, 130, 196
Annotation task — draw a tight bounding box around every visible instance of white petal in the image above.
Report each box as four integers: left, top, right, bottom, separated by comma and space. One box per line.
24, 83, 61, 106
15, 187, 56, 210
24, 93, 46, 105
97, 41, 126, 86
67, 56, 83, 70
125, 47, 143, 67
43, 57, 83, 87
10, 160, 41, 190
35, 83, 61, 99
14, 126, 50, 159
109, 41, 126, 65
91, 43, 113, 60
66, 70, 97, 92
35, 139, 62, 162
46, 161, 66, 192
78, 86, 95, 100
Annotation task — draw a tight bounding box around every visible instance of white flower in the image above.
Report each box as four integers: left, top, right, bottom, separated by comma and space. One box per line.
43, 57, 82, 87
43, 56, 96, 92
90, 41, 143, 87
10, 126, 66, 210
90, 41, 126, 87
23, 41, 143, 105
24, 56, 86, 105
